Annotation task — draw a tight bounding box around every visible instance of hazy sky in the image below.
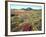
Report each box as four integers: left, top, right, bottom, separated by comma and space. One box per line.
10, 4, 42, 9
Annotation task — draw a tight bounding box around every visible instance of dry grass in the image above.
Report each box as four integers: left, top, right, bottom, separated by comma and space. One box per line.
11, 9, 42, 32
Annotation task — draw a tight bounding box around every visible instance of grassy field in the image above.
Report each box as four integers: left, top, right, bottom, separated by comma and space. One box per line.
11, 9, 42, 32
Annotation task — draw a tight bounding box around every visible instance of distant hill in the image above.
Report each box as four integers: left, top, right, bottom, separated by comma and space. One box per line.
11, 8, 41, 16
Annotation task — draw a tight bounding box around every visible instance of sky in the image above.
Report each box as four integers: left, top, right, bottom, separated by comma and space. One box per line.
10, 4, 42, 9
16, 0, 46, 10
